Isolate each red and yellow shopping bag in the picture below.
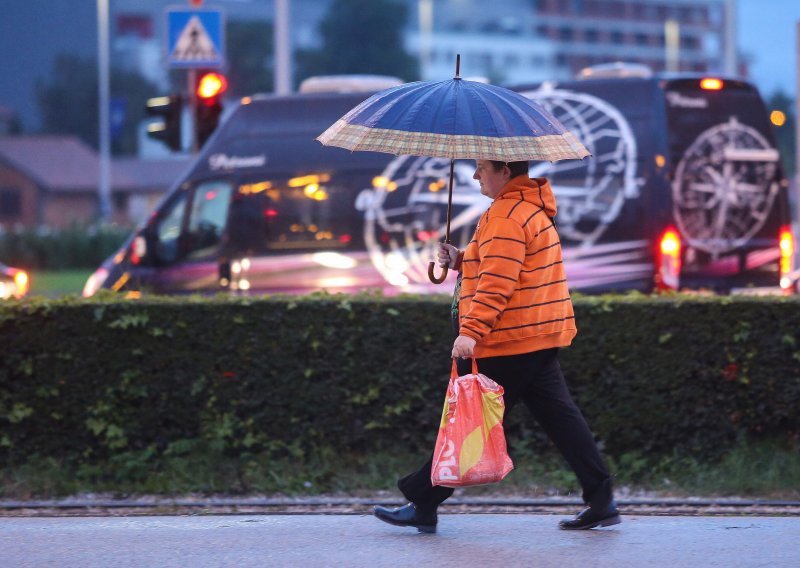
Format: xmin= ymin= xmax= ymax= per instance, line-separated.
xmin=431 ymin=360 xmax=513 ymax=487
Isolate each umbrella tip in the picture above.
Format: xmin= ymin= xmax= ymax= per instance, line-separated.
xmin=455 ymin=54 xmax=461 ymax=79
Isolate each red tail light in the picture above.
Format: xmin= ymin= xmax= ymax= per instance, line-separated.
xmin=656 ymin=226 xmax=681 ymax=291
xmin=779 ymin=225 xmax=794 ymax=291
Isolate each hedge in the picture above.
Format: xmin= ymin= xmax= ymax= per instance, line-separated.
xmin=0 ymin=225 xmax=129 ymax=270
xmin=1 ymin=293 xmax=799 ymax=471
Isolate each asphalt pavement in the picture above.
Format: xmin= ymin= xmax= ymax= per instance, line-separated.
xmin=0 ymin=513 xmax=798 ymax=568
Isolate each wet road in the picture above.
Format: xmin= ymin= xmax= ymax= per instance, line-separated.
xmin=0 ymin=513 xmax=797 ymax=567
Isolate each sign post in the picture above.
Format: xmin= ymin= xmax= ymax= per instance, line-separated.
xmin=166 ymin=5 xmax=225 ymax=152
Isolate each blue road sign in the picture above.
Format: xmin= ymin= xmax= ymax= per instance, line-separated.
xmin=166 ymin=8 xmax=225 ymax=68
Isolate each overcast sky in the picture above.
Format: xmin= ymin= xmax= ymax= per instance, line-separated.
xmin=738 ymin=0 xmax=800 ymax=97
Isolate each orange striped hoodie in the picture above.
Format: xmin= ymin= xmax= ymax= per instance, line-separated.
xmin=457 ymin=175 xmax=577 ymax=357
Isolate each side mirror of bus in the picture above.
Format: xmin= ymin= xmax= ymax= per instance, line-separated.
xmin=135 ymin=224 xmax=158 ymax=266
xmin=132 ymin=235 xmax=148 ymax=264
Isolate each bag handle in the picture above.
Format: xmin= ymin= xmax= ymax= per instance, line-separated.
xmin=451 ymin=358 xmax=480 ymax=378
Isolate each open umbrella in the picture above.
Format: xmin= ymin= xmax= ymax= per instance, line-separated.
xmin=317 ymin=55 xmax=590 ymax=284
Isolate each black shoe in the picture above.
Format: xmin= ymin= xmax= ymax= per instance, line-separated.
xmin=374 ymin=503 xmax=437 ymax=534
xmin=559 ymin=501 xmax=621 ymax=530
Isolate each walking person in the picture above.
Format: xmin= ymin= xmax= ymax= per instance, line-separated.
xmin=374 ymin=160 xmax=620 ymax=533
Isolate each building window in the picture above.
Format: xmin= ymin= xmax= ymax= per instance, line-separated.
xmin=559 ymin=27 xmax=573 ymax=41
xmin=635 ymin=33 xmax=649 ymax=46
xmin=585 ymin=29 xmax=599 ymax=43
xmin=0 ymin=188 xmax=21 ymax=217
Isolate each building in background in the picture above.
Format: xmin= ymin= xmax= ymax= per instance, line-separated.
xmin=406 ymin=0 xmax=561 ymax=83
xmin=529 ymin=0 xmax=732 ymax=76
xmin=405 ymin=0 xmax=734 ymax=82
xmin=0 ymin=136 xmax=188 ymax=229
xmin=107 ymin=0 xmax=736 ymax=95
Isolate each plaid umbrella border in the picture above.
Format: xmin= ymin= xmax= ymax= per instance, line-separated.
xmin=317 ymin=120 xmax=591 ymax=162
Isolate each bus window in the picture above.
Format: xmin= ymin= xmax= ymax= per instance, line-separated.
xmin=234 ymin=174 xmax=363 ymax=254
xmin=184 ymin=180 xmax=233 ymax=260
xmin=155 ymin=190 xmax=189 ymax=265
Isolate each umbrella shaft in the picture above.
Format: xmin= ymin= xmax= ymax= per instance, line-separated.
xmin=445 ymin=159 xmax=454 ymax=244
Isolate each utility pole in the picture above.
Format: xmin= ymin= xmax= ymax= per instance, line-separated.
xmin=274 ymin=0 xmax=291 ymax=94
xmin=97 ymin=0 xmax=112 ymax=222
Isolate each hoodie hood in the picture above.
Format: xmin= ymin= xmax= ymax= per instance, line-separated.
xmin=496 ymin=176 xmax=557 ymax=217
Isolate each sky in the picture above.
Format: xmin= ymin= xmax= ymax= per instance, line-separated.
xmin=0 ymin=0 xmax=799 ymax=130
xmin=738 ymin=0 xmax=800 ymax=98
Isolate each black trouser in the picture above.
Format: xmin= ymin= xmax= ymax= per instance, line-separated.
xmin=397 ymin=348 xmax=612 ymax=510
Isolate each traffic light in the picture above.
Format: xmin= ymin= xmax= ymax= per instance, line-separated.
xmin=195 ymin=71 xmax=227 ymax=147
xmin=145 ymin=95 xmax=183 ymax=151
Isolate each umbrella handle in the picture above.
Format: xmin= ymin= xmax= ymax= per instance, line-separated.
xmin=428 ymin=262 xmax=448 ymax=284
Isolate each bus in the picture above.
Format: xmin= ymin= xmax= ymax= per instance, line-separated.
xmin=83 ymin=67 xmax=794 ymax=297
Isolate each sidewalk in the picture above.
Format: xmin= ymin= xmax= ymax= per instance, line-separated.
xmin=0 ymin=513 xmax=798 ymax=567
xmin=2 ymin=494 xmax=799 ymax=517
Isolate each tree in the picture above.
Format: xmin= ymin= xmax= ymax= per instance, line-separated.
xmin=226 ymin=20 xmax=274 ymax=97
xmin=295 ymin=0 xmax=417 ymax=84
xmin=767 ymin=90 xmax=796 ymax=177
xmin=36 ymin=54 xmax=158 ymax=155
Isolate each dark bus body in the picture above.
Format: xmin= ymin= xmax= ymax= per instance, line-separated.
xmin=84 ymin=71 xmax=793 ymax=297
xmin=510 ymin=72 xmax=792 ymax=292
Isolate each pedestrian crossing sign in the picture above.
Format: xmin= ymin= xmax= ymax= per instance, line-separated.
xmin=166 ymin=8 xmax=225 ymax=68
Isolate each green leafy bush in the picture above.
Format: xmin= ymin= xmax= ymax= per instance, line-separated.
xmin=0 ymin=293 xmax=798 ymax=486
xmin=0 ymin=225 xmax=129 ymax=270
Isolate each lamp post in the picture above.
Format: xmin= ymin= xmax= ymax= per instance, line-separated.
xmin=274 ymin=0 xmax=291 ymax=94
xmin=795 ymin=21 xmax=800 ymax=219
xmin=97 ymin=0 xmax=112 ymax=222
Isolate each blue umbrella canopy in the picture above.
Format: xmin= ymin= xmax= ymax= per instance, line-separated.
xmin=317 ymin=78 xmax=590 ymax=162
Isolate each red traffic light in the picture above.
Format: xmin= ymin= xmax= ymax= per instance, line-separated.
xmin=197 ymin=72 xmax=227 ymax=104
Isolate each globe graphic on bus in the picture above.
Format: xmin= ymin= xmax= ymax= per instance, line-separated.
xmin=672 ymin=117 xmax=780 ymax=257
xmin=357 ymin=87 xmax=640 ymax=285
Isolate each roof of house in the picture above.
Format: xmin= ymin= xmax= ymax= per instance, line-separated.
xmin=113 ymin=157 xmax=191 ymax=193
xmin=0 ymin=135 xmax=192 ymax=193
xmin=0 ymin=135 xmax=102 ymax=192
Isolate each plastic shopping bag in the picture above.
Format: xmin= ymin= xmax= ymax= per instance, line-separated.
xmin=430 ymin=360 xmax=514 ymax=488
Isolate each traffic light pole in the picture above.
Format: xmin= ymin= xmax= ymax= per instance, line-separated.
xmin=188 ymin=68 xmax=198 ymax=154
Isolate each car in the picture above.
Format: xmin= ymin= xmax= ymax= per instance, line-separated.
xmin=0 ymin=262 xmax=29 ymax=299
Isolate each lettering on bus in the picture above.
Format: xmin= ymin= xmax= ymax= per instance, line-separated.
xmin=665 ymin=92 xmax=708 ymax=109
xmin=209 ymin=153 xmax=267 ymax=170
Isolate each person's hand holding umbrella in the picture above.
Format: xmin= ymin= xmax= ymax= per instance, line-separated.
xmin=437 ymin=243 xmax=461 ymax=270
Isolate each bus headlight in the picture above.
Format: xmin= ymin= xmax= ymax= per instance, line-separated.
xmin=83 ymin=268 xmax=109 ymax=298
xmin=13 ymin=271 xmax=29 ymax=297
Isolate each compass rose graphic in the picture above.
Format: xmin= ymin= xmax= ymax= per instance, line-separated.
xmin=672 ymin=117 xmax=780 ymax=257
xmin=357 ymin=86 xmax=640 ymax=284
xmin=521 ymin=86 xmax=640 ymax=245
